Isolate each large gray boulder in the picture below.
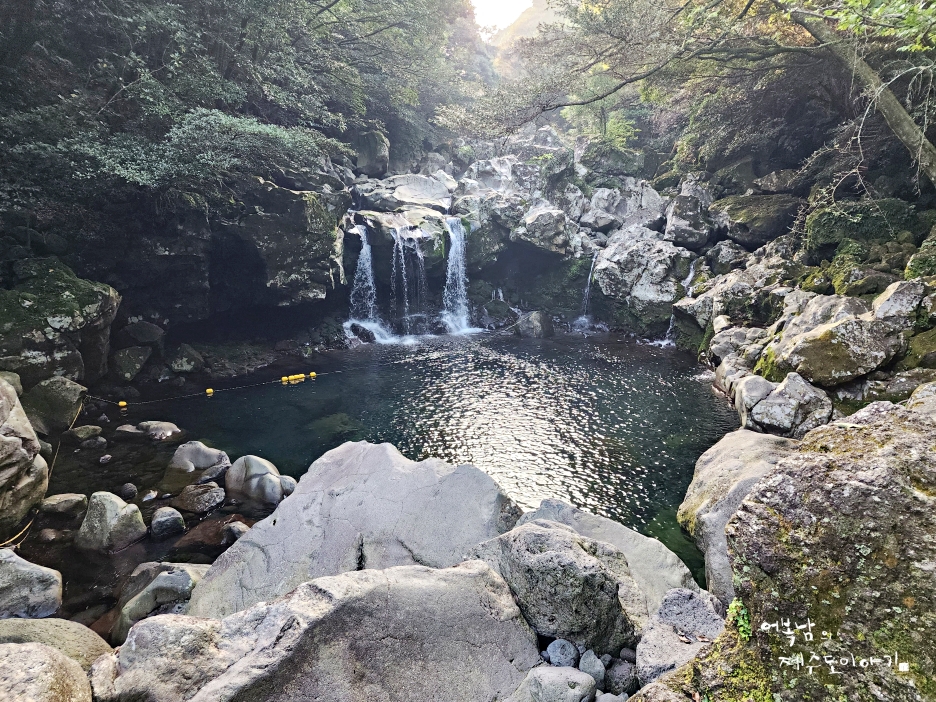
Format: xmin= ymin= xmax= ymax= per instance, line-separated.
xmin=474 ymin=520 xmax=646 ymax=653
xmin=635 ymin=588 xmax=724 ymax=686
xmin=0 ymin=549 xmax=62 ymax=618
xmin=908 ymin=380 xmax=936 ymax=418
xmin=748 ymin=371 xmax=832 ymax=437
xmin=20 ymin=376 xmax=86 ymax=435
xmin=93 ymin=561 xmax=540 ymax=702
xmin=164 ymin=441 xmax=231 ymax=489
xmin=519 ymin=500 xmax=698 ymax=615
xmin=225 ymin=455 xmax=295 ymax=505
xmin=74 ymin=492 xmax=147 ymax=553
xmin=0 ymin=642 xmax=92 ymax=701
xmin=516 ymin=311 xmax=555 ymax=338
xmin=0 ymin=617 xmax=111 ymax=670
xmin=506 ymin=666 xmax=597 ymax=702
xmin=0 ymin=378 xmax=47 ymax=541
xmin=677 ymin=430 xmax=799 ymax=604
xmin=188 ymin=441 xmax=522 ymax=618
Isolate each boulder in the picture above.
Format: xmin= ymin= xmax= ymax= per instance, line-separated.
xmin=748 ymin=371 xmax=832 ymax=437
xmin=627 ymin=682 xmax=685 ymax=702
xmin=136 ymin=421 xmax=181 ymax=441
xmin=111 ymin=562 xmax=210 ymax=644
xmin=187 ymin=441 xmax=522 ymax=619
xmin=0 ymin=378 xmax=47 ymax=541
xmin=664 ymin=194 xmax=712 ymax=250
xmin=635 ymin=588 xmax=724 ymax=686
xmin=169 ymin=343 xmax=205 ymax=373
xmin=506 ymin=666 xmax=597 ymax=702
xmin=21 ymin=376 xmax=86 ymax=435
xmin=473 ymin=520 xmax=645 ymax=653
xmin=62 ymin=425 xmax=101 ymax=444
xmin=74 ymin=492 xmax=147 ymax=553
xmin=0 ymin=642 xmax=92 ymax=701
xmin=871 ymin=280 xmax=926 ymax=324
xmin=709 ymin=195 xmax=801 ymax=248
xmin=40 ymin=493 xmax=87 ymax=518
xmin=0 ymin=617 xmax=111 ymax=670
xmin=225 ymin=455 xmax=294 ymax=505
xmin=0 ymin=549 xmax=62 ymax=618
xmin=677 ymin=430 xmax=799 ymax=604
xmin=604 ymin=659 xmax=638 ymax=696
xmin=705 ymin=240 xmax=748 ymax=275
xmin=516 ymin=311 xmax=555 ymax=338
xmin=169 ymin=482 xmax=225 ymax=514
xmin=220 ymin=521 xmax=249 ymax=545
xmin=149 ymin=507 xmax=185 ymax=540
xmin=519 ymin=500 xmax=698 ymax=615
xmin=111 ymin=346 xmax=152 ymax=382
xmin=514 ymin=205 xmax=570 ymax=254
xmin=352 ymin=129 xmax=390 ymax=177
xmin=160 ymin=441 xmax=230 ymax=492
xmin=94 ymin=561 xmax=540 ymax=702
xmin=732 ymin=375 xmax=776 ymax=430
xmin=0 ymin=371 xmax=22 ymax=395
xmin=114 ymin=320 xmax=165 ymax=350
xmin=907 ymin=380 xmax=936 ymax=418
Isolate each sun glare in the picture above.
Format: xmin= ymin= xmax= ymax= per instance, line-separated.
xmin=471 ymin=0 xmax=533 ymax=31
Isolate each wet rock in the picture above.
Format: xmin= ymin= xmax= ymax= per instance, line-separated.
xmin=0 ymin=378 xmax=47 ymax=540
xmin=169 ymin=482 xmax=225 ymax=514
xmin=518 ymin=500 xmax=697 ymax=616
xmin=113 ymin=424 xmax=147 ymax=442
xmin=0 ymin=617 xmax=112 ymax=670
xmin=0 ymin=642 xmax=92 ymax=701
xmin=349 ymin=322 xmax=376 ymax=343
xmin=111 ymin=562 xmax=210 ymax=644
xmin=37 ymin=528 xmax=70 ymax=543
xmin=677 ymin=430 xmax=798 ymax=604
xmin=169 ymin=343 xmax=205 ymax=373
xmin=161 ymin=441 xmax=230 ymax=493
xmin=604 ymin=659 xmax=637 ymax=696
xmin=39 ymin=492 xmax=88 ymax=517
xmin=62 ymin=425 xmax=101 ymax=444
xmin=96 ymin=561 xmax=539 ymax=702
xmin=473 ymin=520 xmax=644 ymax=652
xmin=0 ymin=548 xmax=62 ymax=618
xmin=150 ymin=507 xmax=185 ymax=540
xmin=80 ymin=436 xmax=107 ymax=450
xmin=111 ymin=346 xmax=152 ymax=382
xmin=220 ymin=521 xmax=249 ymax=545
xmin=516 ymin=311 xmax=555 ymax=338
xmin=21 ymin=376 xmax=86 ymax=435
xmin=506 ymin=665 xmax=597 ymax=702
xmin=635 ymin=588 xmax=724 ymax=686
xmin=578 ymin=649 xmax=606 ymax=687
xmin=187 ymin=441 xmax=521 ymax=619
xmin=546 ymin=639 xmax=580 ymax=667
xmin=75 ymin=492 xmax=147 ymax=553
xmin=225 ymin=455 xmax=294 ymax=505
xmin=116 ymin=483 xmax=137 ymax=501
xmin=136 ymin=421 xmax=181 ymax=441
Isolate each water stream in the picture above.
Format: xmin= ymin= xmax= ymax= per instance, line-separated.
xmin=441 ymin=216 xmax=473 ymax=334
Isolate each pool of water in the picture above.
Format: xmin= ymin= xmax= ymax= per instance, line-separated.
xmin=151 ymin=333 xmax=738 ymax=578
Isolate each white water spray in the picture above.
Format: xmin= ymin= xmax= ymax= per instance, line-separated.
xmin=441 ymin=217 xmax=473 ymax=334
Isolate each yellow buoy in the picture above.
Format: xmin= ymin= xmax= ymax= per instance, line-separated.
xmin=309 ymin=372 xmax=317 ymax=379
xmin=118 ymin=401 xmax=128 ymax=408
xmin=206 ymin=388 xmax=214 ymax=397
xmin=281 ymin=376 xmax=288 ymax=383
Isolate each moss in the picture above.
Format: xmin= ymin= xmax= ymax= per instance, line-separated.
xmin=895 ymin=327 xmax=936 ymax=370
xmin=905 ymin=235 xmax=936 ymax=279
xmin=652 ymin=170 xmax=682 ymax=191
xmin=688 ymin=628 xmax=774 ymax=702
xmin=711 ymin=194 xmax=800 ymax=234
xmin=805 ymin=199 xmax=914 ymax=253
xmin=753 ymin=346 xmax=785 ymax=383
xmin=800 ymin=268 xmax=833 ymax=294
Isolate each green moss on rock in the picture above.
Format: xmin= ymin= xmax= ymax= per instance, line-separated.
xmin=805 ymin=199 xmax=914 ymax=253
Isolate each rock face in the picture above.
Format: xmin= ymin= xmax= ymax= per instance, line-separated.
xmin=0 ymin=378 xmax=47 ymax=541
xmin=474 ymin=520 xmax=645 ymax=653
xmin=677 ymin=430 xmax=798 ymax=604
xmin=636 ymin=588 xmax=724 ymax=686
xmin=0 ymin=549 xmax=62 ymax=618
xmin=20 ymin=376 xmax=86 ymax=435
xmin=519 ymin=500 xmax=698 ymax=615
xmin=0 ymin=617 xmax=112 ymax=670
xmin=94 ymin=562 xmax=540 ymax=702
xmin=718 ymin=403 xmax=936 ymax=701
xmin=0 ymin=642 xmax=92 ymax=701
xmin=188 ymin=441 xmax=522 ymax=619
xmin=75 ymin=492 xmax=147 ymax=553
xmin=225 ymin=455 xmax=295 ymax=505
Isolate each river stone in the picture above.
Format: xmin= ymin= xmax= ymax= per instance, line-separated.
xmin=519 ymin=500 xmax=697 ymax=615
xmin=188 ymin=441 xmax=522 ymax=619
xmin=0 ymin=549 xmax=62 ymax=618
xmin=907 ymin=380 xmax=936 ymax=418
xmin=111 ymin=346 xmax=151 ymax=382
xmin=0 ymin=642 xmax=92 ymax=701
xmin=75 ymin=492 xmax=147 ymax=553
xmin=220 ymin=521 xmax=249 ymax=545
xmin=136 ymin=421 xmax=181 ymax=441
xmin=579 ymin=649 xmax=606 ymax=687
xmin=96 ymin=561 xmax=539 ymax=702
xmin=162 ymin=441 xmax=231 ymax=492
xmin=604 ymin=659 xmax=637 ymax=696
xmin=150 ymin=507 xmax=185 ymax=540
xmin=225 ymin=455 xmax=294 ymax=505
xmin=506 ymin=666 xmax=597 ymax=702
xmin=635 ymin=588 xmax=724 ymax=686
xmin=40 ymin=493 xmax=88 ymax=518
xmin=169 ymin=482 xmax=225 ymax=514
xmin=0 ymin=617 xmax=111 ymax=670
xmin=473 ymin=520 xmax=645 ymax=652
xmin=0 ymin=378 xmax=47 ymax=541
xmin=62 ymin=425 xmax=101 ymax=444
xmin=546 ymin=638 xmax=580 ymax=668
xmin=170 ymin=343 xmax=205 ymax=373
xmin=21 ymin=376 xmax=87 ymax=435
xmin=516 ymin=311 xmax=555 ymax=338
xmin=677 ymin=430 xmax=798 ymax=604
xmin=111 ymin=562 xmax=210 ymax=644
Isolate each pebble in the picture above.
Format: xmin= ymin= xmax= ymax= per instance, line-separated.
xmin=99 ymin=454 xmax=113 ymax=464
xmin=546 ymin=638 xmax=579 ymax=668
xmin=117 ymin=483 xmax=138 ymax=501
xmin=141 ymin=490 xmax=158 ymax=502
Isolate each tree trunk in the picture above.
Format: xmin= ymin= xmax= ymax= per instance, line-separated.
xmin=790 ymin=11 xmax=936 ymax=187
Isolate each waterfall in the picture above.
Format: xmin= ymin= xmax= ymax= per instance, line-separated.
xmin=580 ymin=252 xmax=599 ymax=317
xmin=442 ymin=217 xmax=471 ymax=334
xmin=390 ymin=228 xmax=412 ymax=334
xmin=681 ymin=257 xmax=699 ymax=300
xmin=349 ymin=225 xmax=377 ymax=321
xmin=659 ymin=256 xmax=699 ymax=346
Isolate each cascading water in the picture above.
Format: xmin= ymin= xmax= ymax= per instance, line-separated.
xmin=572 ymin=252 xmax=600 ymax=331
xmin=349 ymin=225 xmax=377 ymax=320
xmin=441 ymin=217 xmax=472 ymax=334
xmin=390 ymin=228 xmax=411 ymax=333
xmin=659 ymin=257 xmax=700 ymax=346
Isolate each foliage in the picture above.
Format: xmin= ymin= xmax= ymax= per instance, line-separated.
xmin=826 ymin=0 xmax=936 ymax=52
xmin=726 ymin=597 xmax=752 ymax=641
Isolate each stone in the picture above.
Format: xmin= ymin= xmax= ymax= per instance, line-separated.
xmin=188 ymin=441 xmax=521 ymax=619
xmin=95 ymin=561 xmax=539 ymax=701
xmin=677 ymin=430 xmax=798 ymax=604
xmin=169 ymin=343 xmax=205 ymax=373
xmin=220 ymin=521 xmax=249 ymax=545
xmin=627 ymin=682 xmax=684 ymax=701
xmin=907 ymin=380 xmax=936 ymax=418
xmin=663 ymin=194 xmax=712 ymax=250
xmin=0 ymin=642 xmax=92 ymax=701
xmin=225 ymin=455 xmax=294 ymax=505
xmin=136 ymin=420 xmax=181 ymax=441
xmin=40 ymin=493 xmax=87 ymax=517
xmin=514 ymin=206 xmax=571 ymax=254
xmin=604 ymin=659 xmax=637 ymax=696
xmin=0 ymin=549 xmax=62 ymax=618
xmin=169 ymin=482 xmax=225 ymax=514
xmin=754 ymin=169 xmax=798 ymax=193
xmin=473 ymin=520 xmax=644 ymax=653
xmin=635 ymin=588 xmax=724 ymax=686
xmin=116 ymin=482 xmax=137 ymax=501
xmin=704 ymin=240 xmax=749 ymax=275
xmin=111 ymin=346 xmax=152 ymax=382
xmin=732 ymin=374 xmax=776 ymax=430
xmin=150 ymin=507 xmax=185 ymax=540
xmin=161 ymin=441 xmax=231 ymax=492
xmin=0 ymin=617 xmax=112 ymax=670
xmin=709 ymin=194 xmax=801 ymax=248
xmin=596 ymin=694 xmax=627 ymax=702
xmin=62 ymin=425 xmax=101 ymax=443
xmin=111 ymin=562 xmax=210 ymax=644
xmin=578 ymin=649 xmax=606 ymax=687
xmin=113 ymin=424 xmax=147 ymax=442
xmin=518 ymin=500 xmax=697 ymax=616
xmin=506 ymin=665 xmax=597 ymax=702
xmin=352 ymin=129 xmax=390 ymax=177
xmin=75 ymin=492 xmax=147 ymax=553
xmin=21 ymin=376 xmax=86 ymax=435
xmin=749 ymin=371 xmax=833 ymax=437
xmin=871 ymin=279 xmax=926 ymax=323
xmin=0 ymin=378 xmax=47 ymax=540
xmin=516 ymin=311 xmax=555 ymax=338
xmin=546 ymin=639 xmax=579 ymax=668
xmin=0 ymin=371 xmax=22 ymax=395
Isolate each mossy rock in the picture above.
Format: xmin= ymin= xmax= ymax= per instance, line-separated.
xmin=651 ymin=170 xmax=682 ymax=191
xmin=710 ymin=194 xmax=801 ymax=248
xmin=799 ymin=267 xmax=833 ymax=294
xmin=896 ymin=327 xmax=936 ymax=370
xmin=579 ymin=141 xmax=646 ymax=177
xmin=905 ymin=233 xmax=936 ymax=279
xmin=827 ymin=254 xmax=898 ymax=297
xmin=804 ymin=198 xmax=915 ymax=253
